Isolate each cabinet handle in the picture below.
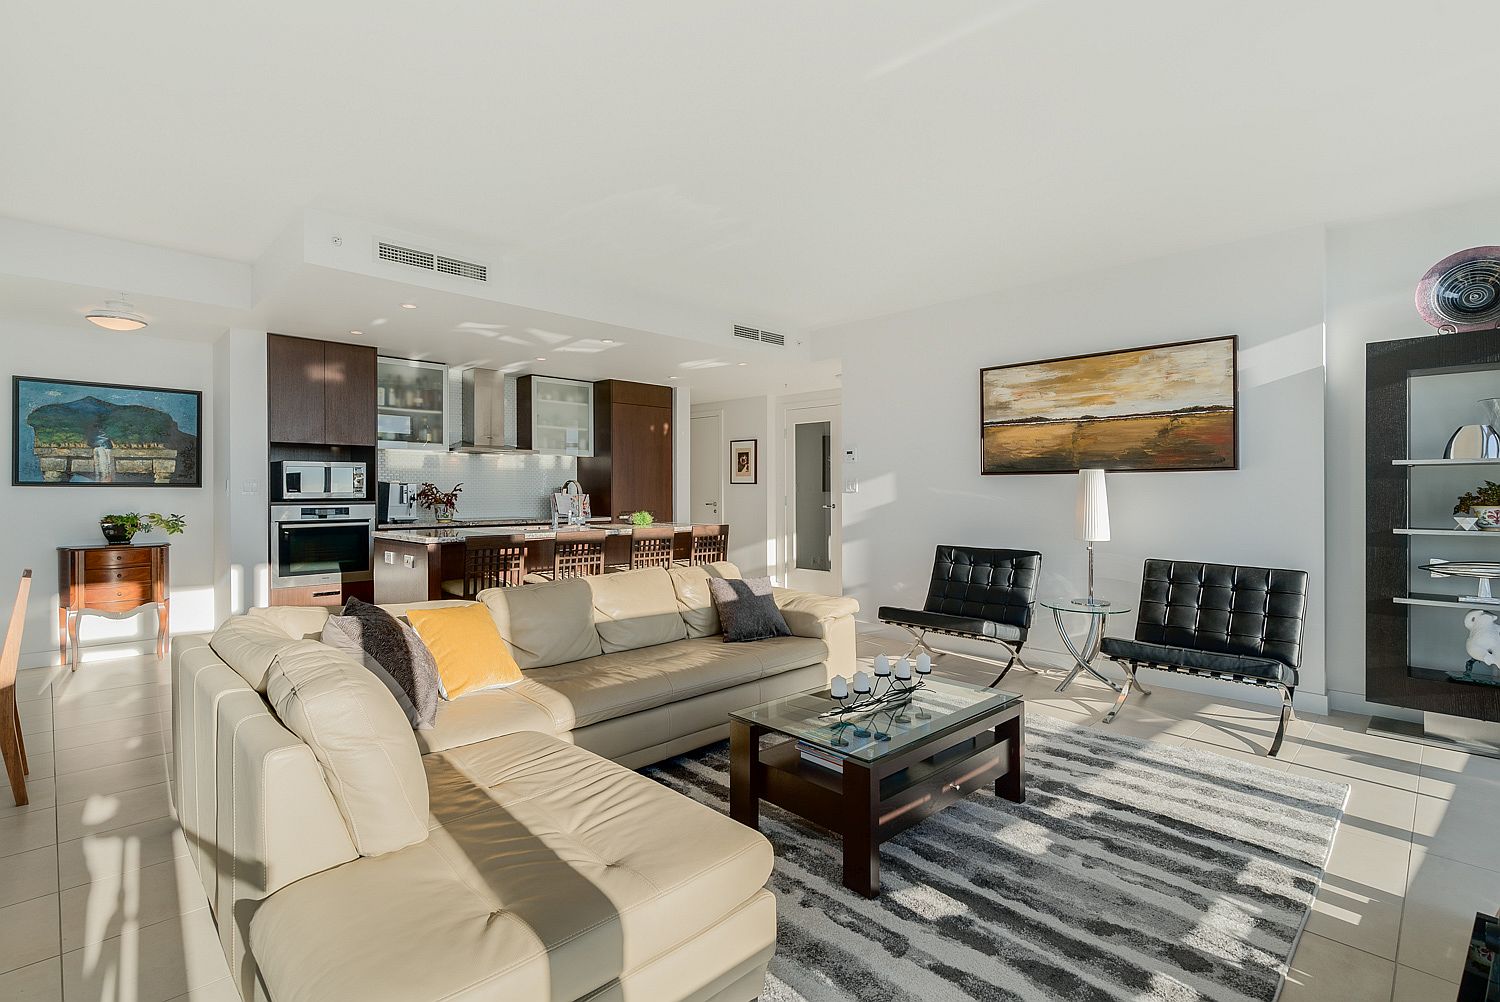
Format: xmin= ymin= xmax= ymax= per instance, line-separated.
xmin=312 ymin=590 xmax=340 ymax=598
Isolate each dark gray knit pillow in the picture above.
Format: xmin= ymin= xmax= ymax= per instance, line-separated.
xmin=321 ymin=598 xmax=441 ymax=730
xmin=708 ymin=576 xmax=791 ymax=643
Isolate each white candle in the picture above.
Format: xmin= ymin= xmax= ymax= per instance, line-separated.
xmin=852 ymin=670 xmax=872 ymax=693
xmin=830 ymin=675 xmax=849 ymax=699
xmin=915 ymin=653 xmax=932 ymax=675
xmin=895 ymin=658 xmax=912 ymax=680
xmin=873 ymin=654 xmax=891 ymax=677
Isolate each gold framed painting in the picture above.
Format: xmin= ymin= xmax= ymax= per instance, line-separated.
xmin=980 ymin=335 xmax=1237 ymax=475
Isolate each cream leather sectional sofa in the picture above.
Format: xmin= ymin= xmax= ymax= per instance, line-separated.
xmin=169 ymin=563 xmax=857 ymax=1002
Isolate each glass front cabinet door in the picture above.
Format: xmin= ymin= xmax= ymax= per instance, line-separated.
xmin=518 ymin=375 xmax=594 ymax=456
xmin=377 ymin=356 xmax=449 ymax=449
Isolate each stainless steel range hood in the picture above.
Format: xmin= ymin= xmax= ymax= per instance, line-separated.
xmin=451 ymin=367 xmax=535 ymax=454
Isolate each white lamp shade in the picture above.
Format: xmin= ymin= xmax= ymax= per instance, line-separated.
xmin=1076 ymin=468 xmax=1110 ymax=542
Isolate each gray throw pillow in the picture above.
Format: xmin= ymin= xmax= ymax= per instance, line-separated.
xmin=708 ymin=576 xmax=791 ymax=643
xmin=321 ymin=598 xmax=441 ymax=730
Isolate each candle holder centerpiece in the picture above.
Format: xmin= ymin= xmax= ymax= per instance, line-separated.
xmin=821 ymin=654 xmax=932 ymax=737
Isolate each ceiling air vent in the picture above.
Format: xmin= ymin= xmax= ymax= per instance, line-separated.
xmin=732 ymin=324 xmax=785 ymax=346
xmin=436 ymin=254 xmax=487 ymax=282
xmin=376 ymin=240 xmax=488 ymax=283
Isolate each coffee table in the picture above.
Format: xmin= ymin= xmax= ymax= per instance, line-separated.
xmin=728 ymin=676 xmax=1024 ymax=897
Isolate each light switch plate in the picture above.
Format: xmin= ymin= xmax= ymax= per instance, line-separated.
xmin=384 ymin=551 xmax=394 ymax=564
xmin=403 ymin=554 xmax=415 ymax=569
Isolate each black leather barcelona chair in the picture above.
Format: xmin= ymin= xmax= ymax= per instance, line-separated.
xmin=877 ymin=545 xmax=1042 ymax=688
xmin=1100 ymin=559 xmax=1310 ymax=756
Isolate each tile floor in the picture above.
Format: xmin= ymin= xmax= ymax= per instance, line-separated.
xmin=1 ymin=639 xmax=1492 ymax=1001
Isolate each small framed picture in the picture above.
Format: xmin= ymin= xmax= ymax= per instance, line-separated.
xmin=730 ymin=439 xmax=758 ymax=485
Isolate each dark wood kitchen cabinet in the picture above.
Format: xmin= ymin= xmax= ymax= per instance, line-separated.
xmin=267 ymin=334 xmax=377 ymax=446
xmin=577 ymin=380 xmax=674 ymax=520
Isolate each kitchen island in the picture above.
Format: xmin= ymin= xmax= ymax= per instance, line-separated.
xmin=373 ymin=521 xmax=701 ymax=603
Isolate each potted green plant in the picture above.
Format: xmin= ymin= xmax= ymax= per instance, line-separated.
xmin=628 ymin=510 xmax=655 ymax=526
xmin=1456 ymin=481 xmax=1500 ymax=530
xmin=414 ymin=482 xmax=464 ymax=523
xmin=99 ymin=512 xmax=188 ymax=544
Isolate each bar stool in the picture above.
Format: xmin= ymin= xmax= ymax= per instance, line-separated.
xmin=688 ymin=524 xmax=729 ymax=565
xmin=542 ymin=529 xmax=608 ymax=580
xmin=623 ymin=525 xmax=675 ymax=570
xmin=441 ymin=535 xmax=527 ymax=599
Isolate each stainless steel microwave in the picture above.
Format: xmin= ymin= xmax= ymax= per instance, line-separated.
xmin=274 ymin=461 xmax=367 ymax=500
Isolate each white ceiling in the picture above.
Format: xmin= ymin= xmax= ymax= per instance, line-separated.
xmin=0 ymin=270 xmax=839 ymax=402
xmin=3 ymin=1 xmax=1500 ymax=334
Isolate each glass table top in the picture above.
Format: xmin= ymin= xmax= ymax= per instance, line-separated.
xmin=729 ymin=676 xmax=1021 ymax=762
xmin=1040 ymin=596 xmax=1134 ymax=615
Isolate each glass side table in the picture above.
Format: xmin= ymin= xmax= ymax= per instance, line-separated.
xmin=1040 ymin=597 xmax=1135 ymax=721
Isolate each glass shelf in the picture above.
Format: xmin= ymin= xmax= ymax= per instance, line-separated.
xmin=1395 ymin=528 xmax=1500 ymax=537
xmin=1395 ymin=592 xmax=1500 ymax=610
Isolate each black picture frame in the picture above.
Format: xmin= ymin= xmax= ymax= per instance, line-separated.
xmin=12 ymin=375 xmax=204 ymax=487
xmin=730 ymin=439 xmax=758 ymax=485
xmin=979 ymin=334 xmax=1239 ymax=475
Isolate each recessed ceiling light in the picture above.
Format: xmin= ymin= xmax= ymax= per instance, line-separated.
xmin=669 ymin=376 xmax=680 ymax=380
xmin=535 ymin=357 xmax=547 ymax=361
xmin=85 ymin=298 xmax=147 ymax=332
xmin=349 ymin=330 xmax=364 ymax=336
xmin=400 ymin=303 xmax=417 ymax=309
xmin=601 ymin=339 xmax=615 ymax=344
xmin=736 ymin=362 xmax=748 ymax=366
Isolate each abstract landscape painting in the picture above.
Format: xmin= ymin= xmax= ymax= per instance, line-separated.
xmin=981 ymin=336 xmax=1236 ymax=474
xmin=13 ymin=376 xmax=202 ymax=486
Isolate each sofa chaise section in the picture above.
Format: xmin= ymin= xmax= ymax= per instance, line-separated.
xmin=250 ymin=730 xmax=776 ymax=1002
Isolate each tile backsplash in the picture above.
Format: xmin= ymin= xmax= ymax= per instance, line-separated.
xmin=376 ymin=450 xmax=577 ymax=520
xmin=376 ymin=370 xmax=578 ymax=520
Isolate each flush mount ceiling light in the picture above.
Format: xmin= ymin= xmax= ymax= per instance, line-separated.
xmin=349 ymin=330 xmax=365 ymax=336
xmin=85 ymin=298 xmax=148 ymax=332
xmin=400 ymin=303 xmax=417 ymax=309
xmin=535 ymin=356 xmax=547 ymax=361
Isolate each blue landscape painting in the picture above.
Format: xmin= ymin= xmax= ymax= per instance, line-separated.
xmin=13 ymin=377 xmax=201 ymax=486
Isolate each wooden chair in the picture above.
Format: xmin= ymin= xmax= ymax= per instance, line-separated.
xmin=688 ymin=524 xmax=729 ymax=565
xmin=1 ymin=570 xmax=33 ymax=807
xmin=625 ymin=526 xmax=676 ymax=570
xmin=548 ymin=529 xmax=608 ymax=579
xmin=441 ymin=535 xmax=528 ymax=599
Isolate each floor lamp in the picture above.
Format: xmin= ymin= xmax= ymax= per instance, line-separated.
xmin=1074 ymin=468 xmax=1110 ymax=607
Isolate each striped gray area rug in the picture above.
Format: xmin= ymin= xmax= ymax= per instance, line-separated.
xmin=643 ymin=712 xmax=1348 ymax=1002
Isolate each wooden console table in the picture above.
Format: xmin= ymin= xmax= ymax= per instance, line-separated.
xmin=58 ymin=543 xmax=170 ymax=669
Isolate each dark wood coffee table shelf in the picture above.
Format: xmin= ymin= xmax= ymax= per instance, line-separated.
xmin=729 ymin=678 xmax=1024 ymax=897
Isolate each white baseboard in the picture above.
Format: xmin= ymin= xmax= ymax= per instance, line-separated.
xmin=18 ymin=638 xmax=164 ymax=671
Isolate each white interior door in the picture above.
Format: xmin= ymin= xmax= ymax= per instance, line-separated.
xmin=690 ymin=412 xmax=723 ymax=524
xmin=784 ymin=403 xmax=841 ymax=594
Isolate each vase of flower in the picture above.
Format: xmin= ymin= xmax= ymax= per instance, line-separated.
xmin=414 ymin=483 xmax=463 ymax=524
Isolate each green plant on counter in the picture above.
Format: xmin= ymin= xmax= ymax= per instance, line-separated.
xmin=1456 ymin=481 xmax=1500 ymax=514
xmin=628 ymin=510 xmax=654 ymax=526
xmin=100 ymin=512 xmax=187 ymax=543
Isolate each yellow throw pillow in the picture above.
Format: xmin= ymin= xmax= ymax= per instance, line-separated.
xmin=405 ymin=604 xmax=523 ymax=699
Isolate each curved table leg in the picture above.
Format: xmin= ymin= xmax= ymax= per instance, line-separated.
xmin=1053 ymin=610 xmax=1120 ymax=694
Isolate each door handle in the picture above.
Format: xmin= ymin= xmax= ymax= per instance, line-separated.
xmin=821 ymin=503 xmax=837 ymax=510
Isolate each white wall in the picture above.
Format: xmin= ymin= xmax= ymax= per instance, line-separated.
xmin=2 ymin=320 xmax=219 ymax=663
xmin=691 ymin=395 xmax=776 ymax=576
xmin=218 ymin=329 xmax=270 ymax=615
xmin=1323 ymin=193 xmax=1500 ymax=714
xmin=821 ymin=228 xmax=1330 ymax=706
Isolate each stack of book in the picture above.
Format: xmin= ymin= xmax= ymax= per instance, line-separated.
xmin=796 ymin=741 xmax=846 ymax=774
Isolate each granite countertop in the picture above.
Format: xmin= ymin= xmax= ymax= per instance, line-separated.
xmin=378 ymin=516 xmax=612 ymax=530
xmin=374 ymin=522 xmax=699 ymax=543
